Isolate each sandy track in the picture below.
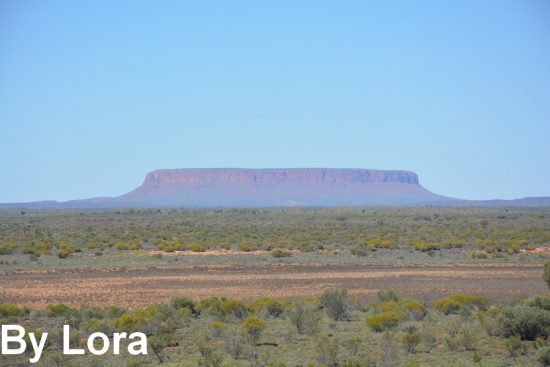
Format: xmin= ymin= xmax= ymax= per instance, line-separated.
xmin=0 ymin=264 xmax=544 ymax=308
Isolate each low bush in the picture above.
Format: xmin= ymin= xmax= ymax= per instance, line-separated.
xmin=366 ymin=311 xmax=399 ymax=331
xmin=412 ymin=242 xmax=440 ymax=252
xmin=271 ymin=249 xmax=292 ymax=258
xmin=239 ymin=242 xmax=252 ymax=252
xmin=242 ymin=316 xmax=266 ymax=338
xmin=350 ymin=246 xmax=369 ymax=256
xmin=375 ymin=297 xmax=426 ymax=321
xmin=320 ymin=288 xmax=350 ymax=321
xmin=434 ymin=294 xmax=490 ymax=314
xmin=504 ymin=335 xmax=528 ymax=357
xmin=171 ymin=296 xmax=196 ymax=314
xmin=47 ymin=304 xmax=77 ymax=318
xmin=498 ymin=305 xmax=550 ymax=340
xmin=445 ymin=325 xmax=479 ymax=352
xmin=191 ymin=243 xmax=206 ymax=252
xmin=400 ymin=299 xmax=427 ymax=321
xmin=0 ymin=304 xmax=28 ymax=317
xmin=290 ymin=302 xmax=321 ymax=335
xmin=57 ymin=250 xmax=70 ymax=258
xmin=252 ymin=297 xmax=288 ymax=317
xmin=537 ymin=346 xmax=550 ymax=367
xmin=525 ymin=294 xmax=550 ymax=311
xmin=221 ymin=299 xmax=249 ymax=320
xmin=402 ymin=327 xmax=421 ymax=353
xmin=198 ymin=344 xmax=223 ymax=367
xmin=115 ymin=241 xmax=141 ymax=251
xmin=208 ymin=321 xmax=227 ymax=338
xmin=471 ymin=251 xmax=488 ymax=259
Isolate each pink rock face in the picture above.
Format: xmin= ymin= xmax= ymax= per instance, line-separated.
xmin=115 ymin=168 xmax=452 ymax=207
xmin=142 ymin=168 xmax=420 ymax=187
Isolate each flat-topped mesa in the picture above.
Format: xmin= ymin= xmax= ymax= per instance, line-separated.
xmin=142 ymin=168 xmax=420 ymax=187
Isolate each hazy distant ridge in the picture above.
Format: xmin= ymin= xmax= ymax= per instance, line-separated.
xmin=1 ymin=168 xmax=548 ymax=208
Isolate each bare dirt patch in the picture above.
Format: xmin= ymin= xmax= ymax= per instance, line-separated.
xmin=0 ymin=263 xmax=544 ymax=308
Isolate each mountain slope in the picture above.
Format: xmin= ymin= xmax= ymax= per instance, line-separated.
xmin=113 ymin=168 xmax=457 ymax=207
xmin=1 ymin=168 xmax=548 ymax=208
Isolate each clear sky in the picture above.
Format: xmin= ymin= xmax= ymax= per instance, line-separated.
xmin=1 ymin=0 xmax=549 ymax=202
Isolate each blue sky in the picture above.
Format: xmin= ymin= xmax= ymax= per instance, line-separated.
xmin=1 ymin=0 xmax=549 ymax=202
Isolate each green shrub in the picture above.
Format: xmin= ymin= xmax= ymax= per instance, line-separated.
xmin=376 ymin=297 xmax=425 ymax=321
xmin=252 ymin=297 xmax=288 ymax=317
xmin=366 ymin=311 xmax=399 ymax=331
xmin=350 ymin=246 xmax=369 ymax=256
xmin=444 ymin=323 xmax=480 ymax=351
xmin=434 ymin=294 xmax=490 ymax=314
xmin=47 ymin=304 xmax=77 ymax=317
xmin=191 ymin=243 xmax=206 ymax=252
xmin=239 ymin=242 xmax=252 ymax=252
xmin=115 ymin=241 xmax=141 ymax=251
xmin=242 ymin=316 xmax=266 ymax=338
xmin=477 ymin=306 xmax=502 ymax=336
xmin=57 ymin=250 xmax=70 ymax=258
xmin=320 ymin=288 xmax=349 ymax=321
xmin=221 ymin=299 xmax=249 ymax=320
xmin=537 ymin=346 xmax=550 ymax=367
xmin=171 ymin=296 xmax=196 ymax=314
xmin=208 ymin=321 xmax=227 ymax=338
xmin=471 ymin=251 xmax=488 ymax=259
xmin=198 ymin=344 xmax=223 ymax=367
xmin=400 ymin=299 xmax=427 ymax=321
xmin=498 ymin=305 xmax=550 ymax=340
xmin=271 ymin=249 xmax=292 ymax=258
xmin=525 ymin=294 xmax=550 ymax=311
xmin=402 ymin=327 xmax=421 ymax=353
xmin=412 ymin=241 xmax=440 ymax=252
xmin=290 ymin=302 xmax=321 ymax=335
xmin=505 ymin=335 xmax=528 ymax=357
xmin=341 ymin=336 xmax=362 ymax=358
xmin=0 ymin=304 xmax=27 ymax=317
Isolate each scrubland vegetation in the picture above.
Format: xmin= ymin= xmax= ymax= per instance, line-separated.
xmin=1 ymin=207 xmax=549 ymax=366
xmin=0 ymin=208 xmax=548 ymax=262
xmin=2 ymin=288 xmax=550 ymax=366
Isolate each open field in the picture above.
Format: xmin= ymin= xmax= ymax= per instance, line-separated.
xmin=0 ymin=263 xmax=545 ymax=308
xmin=1 ymin=208 xmax=550 ymax=366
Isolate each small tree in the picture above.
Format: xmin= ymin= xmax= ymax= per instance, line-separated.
xmin=402 ymin=326 xmax=421 ymax=353
xmin=320 ymin=288 xmax=350 ymax=321
xmin=290 ymin=302 xmax=321 ymax=335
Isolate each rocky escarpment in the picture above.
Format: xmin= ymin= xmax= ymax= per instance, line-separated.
xmin=3 ymin=168 xmax=550 ymax=208
xmin=115 ymin=168 xmax=453 ymax=207
xmin=142 ymin=168 xmax=420 ymax=186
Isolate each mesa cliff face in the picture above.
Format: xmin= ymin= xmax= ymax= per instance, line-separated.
xmin=142 ymin=168 xmax=420 ymax=186
xmin=3 ymin=167 xmax=549 ymax=208
xmin=115 ymin=168 xmax=452 ymax=207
